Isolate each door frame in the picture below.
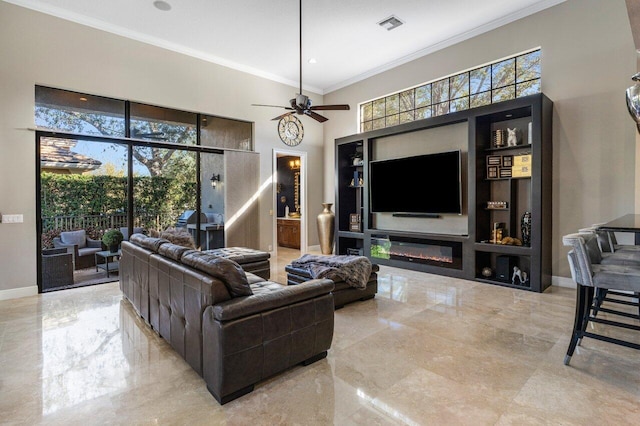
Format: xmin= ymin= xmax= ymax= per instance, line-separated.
xmin=272 ymin=149 xmax=307 ymax=256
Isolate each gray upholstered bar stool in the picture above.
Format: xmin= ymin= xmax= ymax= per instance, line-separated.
xmin=562 ymin=233 xmax=640 ymax=365
xmin=579 ymin=226 xmax=640 ymax=315
xmin=591 ymin=223 xmax=640 ymax=253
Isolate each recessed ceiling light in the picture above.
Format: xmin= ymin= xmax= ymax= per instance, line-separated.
xmin=308 ymin=58 xmax=317 ymax=64
xmin=153 ymin=1 xmax=171 ymax=12
xmin=378 ymin=15 xmax=404 ymax=31
xmin=79 ymin=97 xmax=88 ymax=101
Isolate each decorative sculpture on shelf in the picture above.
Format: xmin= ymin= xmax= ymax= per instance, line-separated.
xmin=521 ymin=211 xmax=532 ymax=247
xmin=507 ymin=128 xmax=518 ymax=146
xmin=512 ymin=266 xmax=528 ymax=285
xmin=481 ymin=267 xmax=493 ymax=278
xmin=492 ymin=129 xmax=506 ymax=148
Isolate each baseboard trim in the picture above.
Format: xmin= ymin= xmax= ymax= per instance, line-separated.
xmin=307 ymin=245 xmax=321 ymax=253
xmin=552 ymin=275 xmax=576 ymax=288
xmin=0 ymin=285 xmax=38 ymax=301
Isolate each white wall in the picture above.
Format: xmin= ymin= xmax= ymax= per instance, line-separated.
xmin=0 ymin=2 xmax=323 ymax=296
xmin=324 ymin=0 xmax=637 ymax=279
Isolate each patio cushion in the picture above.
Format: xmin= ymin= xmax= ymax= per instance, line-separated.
xmin=120 ymin=227 xmax=144 ymax=241
xmin=78 ymin=246 xmax=102 ymax=257
xmin=61 ymin=230 xmax=87 ymax=249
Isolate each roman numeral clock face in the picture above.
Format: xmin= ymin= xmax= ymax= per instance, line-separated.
xmin=278 ymin=115 xmax=304 ymax=146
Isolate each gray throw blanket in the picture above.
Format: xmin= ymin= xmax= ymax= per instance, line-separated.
xmin=291 ymin=254 xmax=372 ymax=289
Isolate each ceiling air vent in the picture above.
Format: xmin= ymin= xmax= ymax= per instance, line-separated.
xmin=378 ymin=15 xmax=404 ymax=31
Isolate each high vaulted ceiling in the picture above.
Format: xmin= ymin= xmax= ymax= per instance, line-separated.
xmin=6 ymin=0 xmax=566 ymax=94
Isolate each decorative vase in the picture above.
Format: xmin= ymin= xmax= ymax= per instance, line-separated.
xmin=109 ymin=244 xmax=119 ymax=253
xmin=317 ymin=203 xmax=335 ymax=255
xmin=521 ymin=212 xmax=532 ymax=247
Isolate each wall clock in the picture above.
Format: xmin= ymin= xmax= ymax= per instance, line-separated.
xmin=278 ymin=115 xmax=304 ymax=146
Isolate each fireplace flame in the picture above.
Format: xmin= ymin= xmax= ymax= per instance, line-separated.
xmin=389 ymin=251 xmax=453 ymax=263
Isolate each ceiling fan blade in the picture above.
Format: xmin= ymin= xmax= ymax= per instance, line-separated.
xmin=271 ymin=112 xmax=295 ymax=121
xmin=252 ymin=103 xmax=294 ymax=109
xmin=309 ymin=104 xmax=351 ymax=111
xmin=304 ymin=110 xmax=328 ymax=123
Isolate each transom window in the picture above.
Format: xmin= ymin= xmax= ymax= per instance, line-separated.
xmin=359 ymin=49 xmax=541 ymax=132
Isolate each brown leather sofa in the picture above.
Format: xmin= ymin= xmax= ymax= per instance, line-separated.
xmin=120 ymin=235 xmax=334 ymax=404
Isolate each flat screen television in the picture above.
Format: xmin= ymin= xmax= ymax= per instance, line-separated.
xmin=369 ymin=150 xmax=462 ymax=214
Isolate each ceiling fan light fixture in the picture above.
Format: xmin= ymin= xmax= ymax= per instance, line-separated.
xmin=378 ymin=15 xmax=404 ymax=31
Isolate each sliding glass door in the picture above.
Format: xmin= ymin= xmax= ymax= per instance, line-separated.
xmin=35 ymin=86 xmax=251 ymax=292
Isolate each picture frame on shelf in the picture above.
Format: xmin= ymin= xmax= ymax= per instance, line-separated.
xmin=487 ymin=165 xmax=498 ymax=179
xmin=499 ymin=167 xmax=512 ymax=178
xmin=487 ymin=155 xmax=501 ymax=166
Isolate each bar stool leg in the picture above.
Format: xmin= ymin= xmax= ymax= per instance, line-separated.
xmin=565 ymin=284 xmax=589 ymax=365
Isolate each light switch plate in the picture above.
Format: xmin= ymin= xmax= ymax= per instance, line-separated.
xmin=2 ymin=214 xmax=24 ymax=223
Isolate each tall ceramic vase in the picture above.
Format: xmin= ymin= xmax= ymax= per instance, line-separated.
xmin=317 ymin=203 xmax=335 ymax=255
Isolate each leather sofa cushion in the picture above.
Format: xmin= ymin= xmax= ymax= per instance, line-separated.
xmin=204 ymin=247 xmax=270 ymax=264
xmin=181 ymin=251 xmax=253 ymax=297
xmin=250 ymin=280 xmax=288 ymax=295
xmin=212 ymin=279 xmax=335 ymax=321
xmin=246 ymin=272 xmax=267 ymax=285
xmin=158 ymin=243 xmax=194 ymax=261
xmin=130 ymin=234 xmax=169 ymax=252
xmin=61 ymin=230 xmax=87 ymax=249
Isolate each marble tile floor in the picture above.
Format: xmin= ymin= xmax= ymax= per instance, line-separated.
xmin=1 ymin=253 xmax=640 ymax=425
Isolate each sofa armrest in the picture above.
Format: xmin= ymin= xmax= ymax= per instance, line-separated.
xmin=212 ymin=279 xmax=334 ymax=322
xmin=87 ymin=238 xmax=103 ymax=249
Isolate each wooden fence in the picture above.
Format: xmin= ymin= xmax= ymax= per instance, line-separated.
xmin=42 ymin=213 xmax=176 ymax=232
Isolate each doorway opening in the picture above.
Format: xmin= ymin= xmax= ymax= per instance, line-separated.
xmin=273 ymin=150 xmax=307 ymax=260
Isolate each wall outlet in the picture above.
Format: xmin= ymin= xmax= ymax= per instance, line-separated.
xmin=2 ymin=214 xmax=23 ymax=223
xmin=269 ymin=209 xmax=273 ymax=216
xmin=268 ymin=244 xmax=273 ymax=251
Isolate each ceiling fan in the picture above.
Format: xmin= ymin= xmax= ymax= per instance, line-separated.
xmin=252 ymin=0 xmax=350 ymax=123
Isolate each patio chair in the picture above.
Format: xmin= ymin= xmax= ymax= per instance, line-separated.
xmin=53 ymin=229 xmax=103 ymax=270
xmin=119 ymin=227 xmax=144 ymax=241
xmin=42 ymin=248 xmax=73 ymax=290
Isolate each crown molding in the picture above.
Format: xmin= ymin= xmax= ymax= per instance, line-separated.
xmin=5 ymin=0 xmax=564 ymax=95
xmin=3 ymin=0 xmax=323 ymax=94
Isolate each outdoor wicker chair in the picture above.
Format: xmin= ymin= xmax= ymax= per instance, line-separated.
xmin=53 ymin=229 xmax=103 ymax=270
xmin=42 ymin=248 xmax=74 ymax=290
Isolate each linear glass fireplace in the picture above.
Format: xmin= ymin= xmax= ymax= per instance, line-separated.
xmin=370 ymin=234 xmax=463 ymax=269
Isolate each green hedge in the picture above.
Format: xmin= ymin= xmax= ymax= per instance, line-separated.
xmin=41 ymin=173 xmax=196 ymax=232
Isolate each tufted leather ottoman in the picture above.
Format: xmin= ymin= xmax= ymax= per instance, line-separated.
xmin=285 ymin=263 xmax=379 ymax=309
xmin=204 ymin=247 xmax=271 ymax=279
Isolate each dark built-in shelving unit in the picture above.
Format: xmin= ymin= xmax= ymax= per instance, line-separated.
xmin=335 ymin=94 xmax=552 ymax=292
